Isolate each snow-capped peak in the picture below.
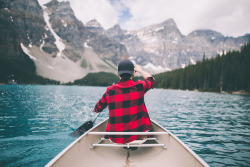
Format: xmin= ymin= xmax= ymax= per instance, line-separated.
xmin=85 ymin=19 xmax=102 ymax=28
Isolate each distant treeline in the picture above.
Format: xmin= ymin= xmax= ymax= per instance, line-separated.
xmin=154 ymin=39 xmax=250 ymax=92
xmin=0 ymin=57 xmax=60 ymax=85
xmin=66 ymin=72 xmax=119 ymax=86
xmin=67 ymin=39 xmax=250 ymax=93
xmin=2 ymin=40 xmax=249 ymax=91
xmin=65 ymin=72 xmax=142 ymax=86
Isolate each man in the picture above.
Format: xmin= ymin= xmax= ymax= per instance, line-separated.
xmin=93 ymin=60 xmax=155 ymax=144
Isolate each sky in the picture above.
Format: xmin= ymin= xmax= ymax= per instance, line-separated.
xmin=39 ymin=0 xmax=250 ymax=37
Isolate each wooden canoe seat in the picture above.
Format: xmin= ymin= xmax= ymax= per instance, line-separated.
xmin=88 ymin=132 xmax=168 ymax=149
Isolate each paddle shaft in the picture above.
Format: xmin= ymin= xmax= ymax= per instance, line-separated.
xmin=92 ymin=112 xmax=100 ymax=122
xmin=69 ymin=113 xmax=101 ymax=138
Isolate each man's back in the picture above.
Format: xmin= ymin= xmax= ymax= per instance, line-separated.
xmin=93 ymin=60 xmax=155 ymax=144
xmin=94 ymin=77 xmax=155 ymax=144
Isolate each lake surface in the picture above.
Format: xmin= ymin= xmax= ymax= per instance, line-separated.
xmin=0 ymin=85 xmax=249 ymax=167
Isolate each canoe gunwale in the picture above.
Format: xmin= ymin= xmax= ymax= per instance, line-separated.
xmin=88 ymin=132 xmax=169 ymax=135
xmin=152 ymin=120 xmax=210 ymax=167
xmin=45 ymin=118 xmax=210 ymax=167
xmin=45 ymin=118 xmax=108 ymax=167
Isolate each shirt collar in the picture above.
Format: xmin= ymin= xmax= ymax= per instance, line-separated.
xmin=118 ymin=79 xmax=134 ymax=87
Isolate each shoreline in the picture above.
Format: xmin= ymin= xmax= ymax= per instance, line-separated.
xmin=1 ymin=83 xmax=249 ymax=95
xmin=162 ymin=88 xmax=250 ymax=95
xmin=220 ymin=90 xmax=250 ymax=95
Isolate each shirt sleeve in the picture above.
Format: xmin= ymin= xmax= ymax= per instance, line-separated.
xmin=93 ymin=92 xmax=108 ymax=113
xmin=143 ymin=77 xmax=155 ymax=92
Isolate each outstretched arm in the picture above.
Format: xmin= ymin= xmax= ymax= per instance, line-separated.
xmin=134 ymin=65 xmax=152 ymax=79
xmin=134 ymin=64 xmax=155 ymax=92
xmin=93 ymin=92 xmax=108 ymax=113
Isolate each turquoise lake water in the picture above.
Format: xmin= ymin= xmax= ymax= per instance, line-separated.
xmin=0 ymin=85 xmax=249 ymax=167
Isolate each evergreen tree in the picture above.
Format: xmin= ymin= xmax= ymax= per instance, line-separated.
xmin=154 ymin=39 xmax=250 ymax=93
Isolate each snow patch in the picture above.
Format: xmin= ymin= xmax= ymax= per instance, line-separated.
xmin=125 ymin=32 xmax=131 ymax=35
xmin=155 ymin=27 xmax=164 ymax=31
xmin=45 ymin=26 xmax=49 ymax=31
xmin=150 ymin=38 xmax=157 ymax=42
xmin=145 ymin=47 xmax=157 ymax=53
xmin=144 ymin=63 xmax=170 ymax=72
xmin=137 ymin=32 xmax=144 ymax=37
xmin=129 ymin=56 xmax=136 ymax=60
xmin=10 ymin=16 xmax=13 ymax=22
xmin=217 ymin=51 xmax=223 ymax=56
xmin=39 ymin=2 xmax=65 ymax=57
xmin=26 ymin=33 xmax=33 ymax=47
xmin=211 ymin=37 xmax=216 ymax=40
xmin=20 ymin=43 xmax=36 ymax=60
xmin=172 ymin=41 xmax=177 ymax=44
xmin=26 ymin=33 xmax=30 ymax=40
xmin=172 ymin=38 xmax=178 ymax=44
xmin=190 ymin=58 xmax=196 ymax=65
xmin=181 ymin=64 xmax=186 ymax=68
xmin=61 ymin=19 xmax=67 ymax=27
xmin=47 ymin=65 xmax=54 ymax=70
xmin=84 ymin=42 xmax=91 ymax=49
xmin=40 ymin=40 xmax=45 ymax=51
xmin=217 ymin=50 xmax=227 ymax=56
xmin=86 ymin=20 xmax=102 ymax=28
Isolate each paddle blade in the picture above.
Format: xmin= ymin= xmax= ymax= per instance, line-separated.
xmin=69 ymin=121 xmax=93 ymax=138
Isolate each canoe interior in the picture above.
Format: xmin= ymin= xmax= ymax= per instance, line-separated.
xmin=46 ymin=119 xmax=209 ymax=167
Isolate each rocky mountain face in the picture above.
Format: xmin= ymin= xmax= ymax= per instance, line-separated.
xmin=106 ymin=19 xmax=249 ymax=72
xmin=44 ymin=0 xmax=84 ymax=61
xmin=84 ymin=19 xmax=127 ymax=65
xmin=0 ymin=0 xmax=249 ymax=83
xmin=0 ymin=0 xmax=51 ymax=75
xmin=0 ymin=0 xmax=127 ymax=83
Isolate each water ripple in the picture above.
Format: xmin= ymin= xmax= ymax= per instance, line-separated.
xmin=0 ymin=86 xmax=249 ymax=167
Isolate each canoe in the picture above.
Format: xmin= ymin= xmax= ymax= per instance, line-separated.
xmin=46 ymin=118 xmax=209 ymax=167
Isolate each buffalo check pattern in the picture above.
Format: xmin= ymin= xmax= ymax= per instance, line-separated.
xmin=93 ymin=77 xmax=155 ymax=144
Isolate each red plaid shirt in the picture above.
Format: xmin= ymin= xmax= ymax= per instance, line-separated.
xmin=93 ymin=77 xmax=155 ymax=144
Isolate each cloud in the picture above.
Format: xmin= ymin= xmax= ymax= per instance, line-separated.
xmin=39 ymin=0 xmax=250 ymax=37
xmin=120 ymin=0 xmax=250 ymax=37
xmin=39 ymin=0 xmax=119 ymax=29
xmin=109 ymin=0 xmax=131 ymax=24
xmin=67 ymin=0 xmax=119 ymax=29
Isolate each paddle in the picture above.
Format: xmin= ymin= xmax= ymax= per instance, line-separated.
xmin=69 ymin=113 xmax=100 ymax=138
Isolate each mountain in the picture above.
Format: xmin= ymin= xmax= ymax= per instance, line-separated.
xmin=85 ymin=19 xmax=105 ymax=35
xmin=154 ymin=40 xmax=250 ymax=93
xmin=106 ymin=19 xmax=249 ymax=73
xmin=0 ymin=0 xmax=249 ymax=84
xmin=0 ymin=0 xmax=127 ymax=83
